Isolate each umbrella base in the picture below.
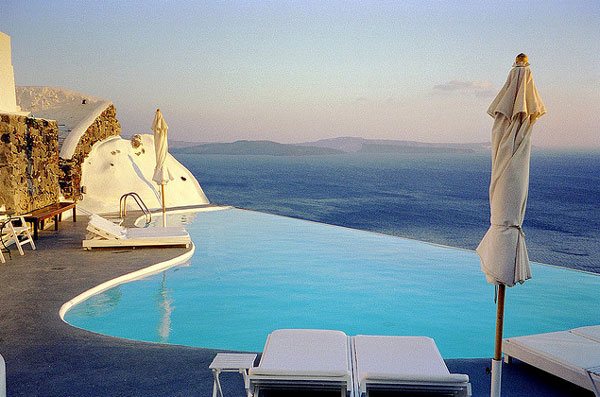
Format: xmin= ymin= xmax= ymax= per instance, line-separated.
xmin=491 ymin=358 xmax=502 ymax=397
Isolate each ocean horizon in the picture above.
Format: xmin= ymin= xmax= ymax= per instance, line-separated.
xmin=175 ymin=150 xmax=600 ymax=275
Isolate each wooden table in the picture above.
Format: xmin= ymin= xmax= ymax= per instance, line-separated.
xmin=23 ymin=202 xmax=77 ymax=240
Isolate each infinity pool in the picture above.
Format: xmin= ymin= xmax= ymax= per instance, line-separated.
xmin=64 ymin=208 xmax=600 ymax=358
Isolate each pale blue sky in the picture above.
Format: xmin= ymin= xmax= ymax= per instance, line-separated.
xmin=1 ymin=1 xmax=599 ymax=147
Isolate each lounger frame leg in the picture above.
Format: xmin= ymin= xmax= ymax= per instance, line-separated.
xmin=241 ymin=369 xmax=252 ymax=397
xmin=211 ymin=369 xmax=224 ymax=397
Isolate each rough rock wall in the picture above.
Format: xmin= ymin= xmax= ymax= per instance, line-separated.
xmin=0 ymin=114 xmax=59 ymax=214
xmin=59 ymin=104 xmax=121 ymax=199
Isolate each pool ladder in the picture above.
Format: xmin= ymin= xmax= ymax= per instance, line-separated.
xmin=119 ymin=192 xmax=152 ymax=226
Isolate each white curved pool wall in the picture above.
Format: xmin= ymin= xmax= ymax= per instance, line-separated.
xmin=79 ymin=134 xmax=209 ymax=214
xmin=61 ymin=204 xmax=232 ymax=320
xmin=59 ymin=243 xmax=195 ymax=320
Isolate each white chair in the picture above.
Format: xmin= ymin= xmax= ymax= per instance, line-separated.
xmin=82 ymin=214 xmax=191 ymax=250
xmin=504 ymin=326 xmax=600 ymax=396
xmin=248 ymin=329 xmax=353 ymax=397
xmin=1 ymin=214 xmax=36 ymax=264
xmin=0 ymin=353 xmax=5 ymax=397
xmin=352 ymin=335 xmax=471 ymax=397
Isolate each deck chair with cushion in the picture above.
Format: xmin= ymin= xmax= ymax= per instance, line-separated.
xmin=503 ymin=326 xmax=600 ymax=396
xmin=1 ymin=214 xmax=36 ymax=264
xmin=82 ymin=214 xmax=191 ymax=250
xmin=248 ymin=329 xmax=353 ymax=397
xmin=352 ymin=335 xmax=471 ymax=397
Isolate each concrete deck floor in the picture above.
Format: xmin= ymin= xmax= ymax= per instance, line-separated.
xmin=0 ymin=215 xmax=593 ymax=396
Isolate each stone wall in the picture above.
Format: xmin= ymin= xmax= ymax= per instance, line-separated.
xmin=0 ymin=114 xmax=59 ymax=214
xmin=59 ymin=104 xmax=121 ymax=199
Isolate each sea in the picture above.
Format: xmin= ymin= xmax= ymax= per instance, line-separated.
xmin=174 ymin=151 xmax=600 ymax=275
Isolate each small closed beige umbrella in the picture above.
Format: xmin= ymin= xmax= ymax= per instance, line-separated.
xmin=477 ymin=54 xmax=546 ymax=397
xmin=152 ymin=109 xmax=173 ymax=227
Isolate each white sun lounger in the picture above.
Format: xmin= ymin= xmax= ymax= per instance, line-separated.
xmin=248 ymin=329 xmax=353 ymax=397
xmin=503 ymin=326 xmax=600 ymax=396
xmin=82 ymin=214 xmax=191 ymax=249
xmin=352 ymin=335 xmax=471 ymax=397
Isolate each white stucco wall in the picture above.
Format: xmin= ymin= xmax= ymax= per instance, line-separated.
xmin=79 ymin=134 xmax=209 ymax=214
xmin=0 ymin=32 xmax=23 ymax=114
xmin=16 ymin=86 xmax=112 ymax=159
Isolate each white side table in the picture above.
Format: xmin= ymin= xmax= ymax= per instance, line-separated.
xmin=209 ymin=353 xmax=257 ymax=397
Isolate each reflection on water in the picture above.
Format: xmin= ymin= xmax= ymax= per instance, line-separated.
xmin=80 ymin=288 xmax=122 ymax=317
xmin=156 ymin=272 xmax=173 ymax=343
xmin=148 ymin=212 xmax=198 ymax=228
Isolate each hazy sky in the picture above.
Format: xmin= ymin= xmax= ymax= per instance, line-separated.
xmin=1 ymin=1 xmax=599 ymax=148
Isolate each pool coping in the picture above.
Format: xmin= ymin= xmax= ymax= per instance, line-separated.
xmin=60 ymin=204 xmax=234 ymax=322
xmin=59 ymin=242 xmax=195 ymax=320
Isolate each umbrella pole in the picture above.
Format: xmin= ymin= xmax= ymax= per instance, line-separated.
xmin=161 ymin=183 xmax=166 ymax=227
xmin=491 ymin=284 xmax=506 ymax=397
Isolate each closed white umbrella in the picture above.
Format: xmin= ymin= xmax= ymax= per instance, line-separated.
xmin=477 ymin=54 xmax=546 ymax=397
xmin=152 ymin=109 xmax=173 ymax=227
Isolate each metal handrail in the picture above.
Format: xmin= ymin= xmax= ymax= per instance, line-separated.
xmin=119 ymin=192 xmax=151 ymax=226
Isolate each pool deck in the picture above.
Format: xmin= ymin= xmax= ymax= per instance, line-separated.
xmin=0 ymin=214 xmax=594 ymax=396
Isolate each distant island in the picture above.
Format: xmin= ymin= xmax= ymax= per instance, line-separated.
xmin=297 ymin=137 xmax=490 ymax=154
xmin=170 ymin=137 xmax=490 ymax=156
xmin=171 ymin=140 xmax=344 ymax=156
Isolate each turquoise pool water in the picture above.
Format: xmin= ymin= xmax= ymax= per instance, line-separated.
xmin=64 ymin=208 xmax=600 ymax=358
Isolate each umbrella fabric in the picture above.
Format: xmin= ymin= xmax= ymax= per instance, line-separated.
xmin=152 ymin=109 xmax=174 ymax=185
xmin=476 ymin=64 xmax=546 ymax=287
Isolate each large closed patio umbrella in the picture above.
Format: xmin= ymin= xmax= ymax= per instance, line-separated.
xmin=476 ymin=54 xmax=546 ymax=397
xmin=152 ymin=109 xmax=174 ymax=227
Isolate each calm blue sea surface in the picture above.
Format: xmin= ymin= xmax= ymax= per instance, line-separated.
xmin=175 ymin=151 xmax=600 ymax=273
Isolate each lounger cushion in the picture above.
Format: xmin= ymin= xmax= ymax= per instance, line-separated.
xmin=89 ymin=214 xmax=126 ymax=238
xmin=504 ymin=330 xmax=600 ymax=393
xmin=353 ymin=335 xmax=469 ymax=383
xmin=249 ymin=329 xmax=350 ymax=377
xmin=571 ymin=325 xmax=600 ymax=343
xmin=126 ymin=226 xmax=189 ymax=239
xmin=84 ymin=214 xmax=191 ymax=248
xmin=505 ymin=331 xmax=600 ymax=370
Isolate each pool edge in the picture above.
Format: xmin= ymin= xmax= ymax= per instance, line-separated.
xmin=59 ymin=243 xmax=196 ymax=321
xmin=230 ymin=207 xmax=600 ymax=277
